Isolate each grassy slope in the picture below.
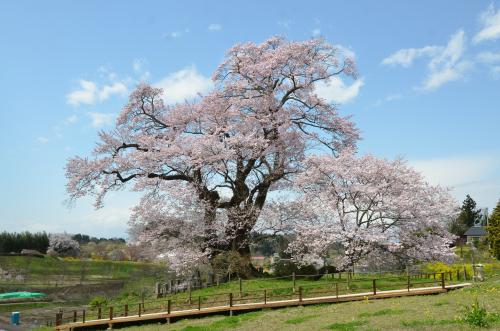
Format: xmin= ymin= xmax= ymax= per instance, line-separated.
xmin=107 ymin=274 xmax=500 ymax=331
xmin=0 ymin=256 xmax=167 ymax=326
xmin=0 ymin=255 xmax=163 ymax=282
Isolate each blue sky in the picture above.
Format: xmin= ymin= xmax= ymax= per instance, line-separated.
xmin=1 ymin=1 xmax=499 ymax=238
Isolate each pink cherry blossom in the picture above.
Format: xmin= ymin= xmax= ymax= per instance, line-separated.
xmin=65 ymin=37 xmax=359 ymax=274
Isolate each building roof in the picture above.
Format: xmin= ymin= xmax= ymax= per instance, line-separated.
xmin=464 ymin=226 xmax=487 ymax=236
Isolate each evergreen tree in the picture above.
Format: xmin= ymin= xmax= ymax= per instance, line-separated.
xmin=449 ymin=195 xmax=482 ymax=237
xmin=488 ymin=200 xmax=500 ymax=260
xmin=460 ymin=194 xmax=482 ymax=227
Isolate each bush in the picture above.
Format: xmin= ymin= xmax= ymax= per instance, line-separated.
xmin=461 ymin=299 xmax=489 ymax=327
xmin=272 ymin=260 xmax=319 ymax=279
xmin=89 ymin=296 xmax=108 ymax=308
xmin=212 ymin=251 xmax=252 ymax=278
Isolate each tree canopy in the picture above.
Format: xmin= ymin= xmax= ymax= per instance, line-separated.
xmin=66 ymin=37 xmax=458 ymax=275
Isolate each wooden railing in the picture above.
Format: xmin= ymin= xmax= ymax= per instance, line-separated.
xmin=54 ymin=270 xmax=466 ymax=327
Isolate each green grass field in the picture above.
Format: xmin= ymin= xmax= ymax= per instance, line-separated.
xmin=93 ymin=273 xmax=500 ymax=331
xmin=3 ymin=254 xmax=499 ymax=330
xmin=0 ymin=255 xmax=168 ymax=327
xmin=0 ymin=255 xmax=165 ymax=283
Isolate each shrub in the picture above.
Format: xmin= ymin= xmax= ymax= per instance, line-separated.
xmin=89 ymin=296 xmax=108 ymax=308
xmin=461 ymin=299 xmax=489 ymax=327
xmin=272 ymin=260 xmax=319 ymax=278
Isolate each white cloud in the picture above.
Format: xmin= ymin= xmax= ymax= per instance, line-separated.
xmin=383 ymin=30 xmax=471 ymax=91
xmin=385 ymin=93 xmax=402 ymax=102
xmin=98 ymin=82 xmax=127 ymax=101
xmin=36 ymin=136 xmax=50 ymax=144
xmin=208 ymin=23 xmax=222 ymax=31
xmin=419 ymin=30 xmax=471 ymax=91
xmin=373 ymin=93 xmax=402 ymax=107
xmin=315 ymin=77 xmax=364 ymax=104
xmin=155 ymin=66 xmax=213 ymax=104
xmin=476 ymin=51 xmax=500 ymax=78
xmin=476 ymin=51 xmax=500 ymax=63
xmin=88 ymin=112 xmax=115 ymax=128
xmin=411 ymin=155 xmax=498 ymax=188
xmin=65 ymin=114 xmax=78 ymax=124
xmin=67 ymin=80 xmax=128 ymax=107
xmin=132 ymin=59 xmax=151 ymax=82
xmin=165 ymin=28 xmax=189 ymax=39
xmin=428 ymin=30 xmax=466 ymax=70
xmin=491 ymin=66 xmax=500 ymax=79
xmin=473 ymin=4 xmax=500 ymax=43
xmin=382 ymin=46 xmax=441 ymax=67
xmin=312 ymin=28 xmax=321 ymax=37
xmin=334 ymin=44 xmax=356 ymax=60
xmin=411 ymin=154 xmax=500 ymax=209
xmin=66 ymin=80 xmax=98 ymax=106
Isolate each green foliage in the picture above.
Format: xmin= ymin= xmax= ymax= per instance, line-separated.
xmin=211 ymin=251 xmax=252 ymax=278
xmin=449 ymin=194 xmax=482 ymax=236
xmin=460 ymin=298 xmax=489 ymax=327
xmin=89 ymin=295 xmax=108 ymax=308
xmin=488 ymin=200 xmax=500 ymax=259
xmin=72 ymin=233 xmax=126 ymax=245
xmin=0 ymin=231 xmax=49 ymax=253
xmin=272 ymin=260 xmax=318 ymax=278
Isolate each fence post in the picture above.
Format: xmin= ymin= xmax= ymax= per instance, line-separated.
xmin=73 ymin=310 xmax=77 ymax=322
xmin=124 ymin=304 xmax=128 ymax=317
xmin=239 ymin=278 xmax=243 ymax=297
xmin=441 ymin=272 xmax=445 ymax=289
xmin=292 ymin=272 xmax=296 ymax=292
xmin=457 ymin=269 xmax=460 ymax=281
xmin=335 ymin=283 xmax=339 ymax=298
xmin=189 ymin=282 xmax=192 ymax=305
xmin=372 ymin=279 xmax=377 ymax=295
xmin=407 ymin=275 xmax=410 ymax=292
xmin=98 ymin=307 xmax=102 ymax=319
xmin=138 ymin=303 xmax=141 ymax=317
xmin=156 ymin=282 xmax=161 ymax=298
xmin=264 ymin=290 xmax=267 ymax=305
xmin=167 ymin=299 xmax=171 ymax=314
xmin=298 ymin=286 xmax=303 ymax=302
xmin=464 ymin=266 xmax=467 ymax=280
xmin=55 ymin=312 xmax=61 ymax=326
xmin=229 ymin=293 xmax=233 ymax=316
xmin=82 ymin=310 xmax=85 ymax=323
xmin=109 ymin=306 xmax=113 ymax=320
xmin=198 ymin=296 xmax=201 ymax=310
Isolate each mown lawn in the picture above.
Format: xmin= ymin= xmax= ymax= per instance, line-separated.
xmin=103 ymin=274 xmax=500 ymax=331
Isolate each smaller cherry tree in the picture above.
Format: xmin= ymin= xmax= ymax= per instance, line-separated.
xmin=47 ymin=233 xmax=80 ymax=257
xmin=286 ymin=151 xmax=458 ymax=270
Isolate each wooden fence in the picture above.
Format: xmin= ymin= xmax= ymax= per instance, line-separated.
xmin=54 ymin=270 xmax=470 ymax=330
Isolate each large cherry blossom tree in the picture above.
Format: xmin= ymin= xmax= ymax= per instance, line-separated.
xmin=285 ymin=151 xmax=458 ymax=270
xmin=65 ymin=37 xmax=360 ymax=273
